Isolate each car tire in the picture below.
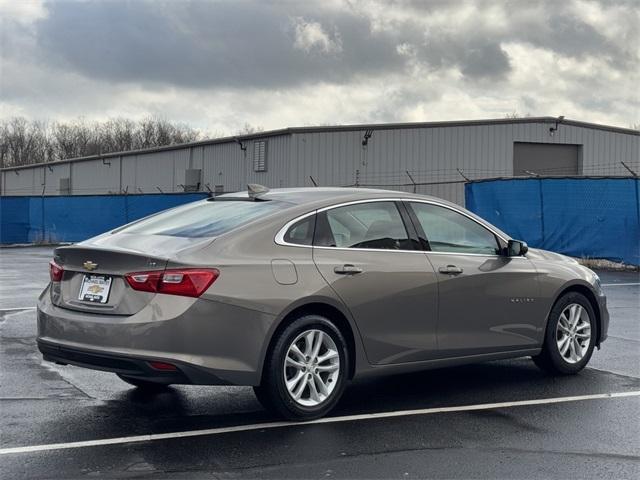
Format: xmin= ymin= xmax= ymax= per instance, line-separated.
xmin=256 ymin=314 xmax=349 ymax=420
xmin=117 ymin=373 xmax=171 ymax=390
xmin=532 ymin=292 xmax=597 ymax=375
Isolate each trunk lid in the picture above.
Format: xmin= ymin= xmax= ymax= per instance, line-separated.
xmin=51 ymin=234 xmax=212 ymax=315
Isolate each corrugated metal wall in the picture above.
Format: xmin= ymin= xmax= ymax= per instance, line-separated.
xmin=2 ymin=121 xmax=638 ymax=206
xmin=286 ymin=123 xmax=639 ymax=205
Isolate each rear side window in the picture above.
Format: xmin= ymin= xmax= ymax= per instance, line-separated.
xmin=283 ymin=215 xmax=315 ymax=245
xmin=314 ymin=202 xmax=412 ymax=250
xmin=119 ymin=200 xmax=289 ymax=238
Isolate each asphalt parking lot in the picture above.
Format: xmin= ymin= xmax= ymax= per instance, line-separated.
xmin=1 ymin=247 xmax=638 ymax=479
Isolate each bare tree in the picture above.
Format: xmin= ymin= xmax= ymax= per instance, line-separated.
xmin=0 ymin=118 xmax=49 ymax=167
xmin=101 ymin=118 xmax=136 ymax=152
xmin=504 ymin=111 xmax=532 ymax=119
xmin=236 ymin=123 xmax=264 ymax=135
xmin=0 ymin=116 xmax=203 ymax=167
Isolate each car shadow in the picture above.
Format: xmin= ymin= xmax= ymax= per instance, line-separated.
xmin=35 ymin=358 xmax=640 ymax=445
xmin=336 ymin=357 xmax=639 ymax=415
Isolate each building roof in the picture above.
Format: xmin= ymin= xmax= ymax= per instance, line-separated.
xmin=2 ymin=116 xmax=638 ymax=172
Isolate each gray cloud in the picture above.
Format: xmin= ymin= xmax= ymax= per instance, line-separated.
xmin=518 ymin=11 xmax=631 ymax=69
xmin=6 ymin=0 xmax=633 ymax=89
xmin=460 ymin=44 xmax=511 ymax=79
xmin=31 ymin=1 xmax=404 ymax=88
xmin=14 ymin=0 xmax=521 ymax=88
xmin=0 ymin=0 xmax=637 ymax=131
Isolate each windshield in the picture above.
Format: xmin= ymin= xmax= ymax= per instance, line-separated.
xmin=118 ymin=200 xmax=290 ymax=238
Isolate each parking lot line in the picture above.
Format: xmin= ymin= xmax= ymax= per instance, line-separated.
xmin=1 ymin=390 xmax=638 ymax=456
xmin=601 ymin=283 xmax=640 ymax=286
xmin=0 ymin=307 xmax=36 ymax=312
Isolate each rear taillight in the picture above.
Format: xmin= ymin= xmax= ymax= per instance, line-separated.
xmin=49 ymin=261 xmax=64 ymax=282
xmin=125 ymin=268 xmax=219 ymax=298
xmin=148 ymin=361 xmax=178 ymax=371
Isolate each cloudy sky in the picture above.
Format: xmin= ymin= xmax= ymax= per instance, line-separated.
xmin=1 ymin=0 xmax=638 ymax=135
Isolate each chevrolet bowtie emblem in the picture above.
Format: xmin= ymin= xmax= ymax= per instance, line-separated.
xmin=83 ymin=261 xmax=98 ymax=271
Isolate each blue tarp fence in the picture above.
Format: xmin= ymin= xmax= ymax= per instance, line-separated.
xmin=3 ymin=182 xmax=639 ymax=265
xmin=0 ymin=193 xmax=208 ymax=244
xmin=465 ymin=178 xmax=640 ymax=265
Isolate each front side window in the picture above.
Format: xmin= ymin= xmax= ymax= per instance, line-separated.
xmin=314 ymin=202 xmax=412 ymax=250
xmin=410 ymin=202 xmax=500 ymax=255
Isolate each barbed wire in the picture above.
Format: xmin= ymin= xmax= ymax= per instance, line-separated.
xmin=2 ymin=161 xmax=637 ymax=195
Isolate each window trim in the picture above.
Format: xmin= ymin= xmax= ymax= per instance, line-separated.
xmin=274 ymin=198 xmax=521 ymax=258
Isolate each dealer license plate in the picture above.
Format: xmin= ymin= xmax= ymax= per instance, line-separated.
xmin=78 ymin=274 xmax=112 ymax=304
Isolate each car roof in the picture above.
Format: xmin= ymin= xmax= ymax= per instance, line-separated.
xmin=217 ymin=186 xmax=442 ymax=206
xmin=217 ymin=186 xmax=512 ymax=242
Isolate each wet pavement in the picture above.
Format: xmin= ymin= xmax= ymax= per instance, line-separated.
xmin=1 ymin=247 xmax=639 ymax=479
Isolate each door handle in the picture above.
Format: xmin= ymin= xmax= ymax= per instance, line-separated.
xmin=334 ymin=264 xmax=363 ymax=275
xmin=438 ymin=265 xmax=463 ymax=275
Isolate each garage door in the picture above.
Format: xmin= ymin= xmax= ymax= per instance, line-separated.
xmin=513 ymin=142 xmax=580 ymax=176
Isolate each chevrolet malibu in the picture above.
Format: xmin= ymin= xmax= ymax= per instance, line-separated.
xmin=38 ymin=186 xmax=608 ymax=420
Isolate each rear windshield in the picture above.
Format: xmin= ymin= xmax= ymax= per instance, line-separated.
xmin=118 ymin=200 xmax=290 ymax=238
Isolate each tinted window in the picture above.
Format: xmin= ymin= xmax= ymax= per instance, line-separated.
xmin=119 ymin=200 xmax=289 ymax=238
xmin=283 ymin=215 xmax=315 ymax=245
xmin=315 ymin=202 xmax=411 ymax=250
xmin=410 ymin=202 xmax=500 ymax=255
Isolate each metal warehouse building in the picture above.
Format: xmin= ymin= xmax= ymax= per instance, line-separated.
xmin=1 ymin=117 xmax=638 ymax=206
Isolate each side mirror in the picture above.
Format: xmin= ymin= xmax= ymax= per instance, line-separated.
xmin=507 ymin=239 xmax=528 ymax=256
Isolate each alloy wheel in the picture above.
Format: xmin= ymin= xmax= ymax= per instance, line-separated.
xmin=556 ymin=303 xmax=591 ymax=364
xmin=283 ymin=329 xmax=340 ymax=407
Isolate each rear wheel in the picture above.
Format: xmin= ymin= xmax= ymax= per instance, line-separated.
xmin=117 ymin=374 xmax=171 ymax=391
xmin=255 ymin=314 xmax=349 ymax=420
xmin=533 ymin=292 xmax=596 ymax=374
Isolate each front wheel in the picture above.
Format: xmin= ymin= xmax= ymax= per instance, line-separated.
xmin=255 ymin=314 xmax=349 ymax=420
xmin=533 ymin=292 xmax=596 ymax=374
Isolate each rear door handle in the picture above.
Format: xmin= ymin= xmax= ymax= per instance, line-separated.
xmin=334 ymin=264 xmax=363 ymax=275
xmin=438 ymin=265 xmax=463 ymax=275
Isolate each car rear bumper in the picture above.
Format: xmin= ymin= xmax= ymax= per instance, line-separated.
xmin=38 ymin=339 xmax=225 ymax=385
xmin=37 ymin=286 xmax=276 ymax=386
